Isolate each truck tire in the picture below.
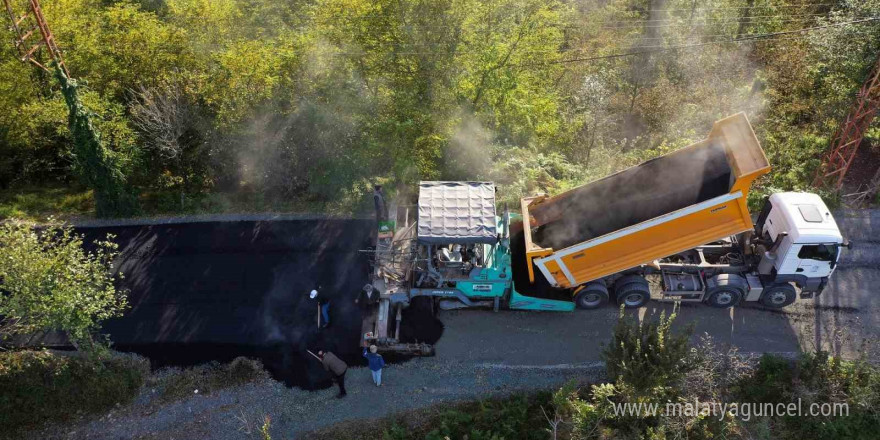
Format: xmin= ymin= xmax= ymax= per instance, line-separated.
xmin=760 ymin=283 xmax=797 ymax=308
xmin=574 ymin=282 xmax=609 ymax=309
xmin=705 ymin=286 xmax=743 ymax=308
xmin=705 ymin=274 xmax=747 ymax=308
xmin=614 ymin=275 xmax=650 ymax=308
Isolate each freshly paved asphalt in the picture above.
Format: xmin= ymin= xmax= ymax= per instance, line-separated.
xmin=78 ymin=219 xmax=374 ymax=389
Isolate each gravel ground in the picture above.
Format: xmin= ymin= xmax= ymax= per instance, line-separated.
xmin=30 ymin=356 xmax=607 ymax=440
xmin=22 ymin=209 xmax=880 ymax=440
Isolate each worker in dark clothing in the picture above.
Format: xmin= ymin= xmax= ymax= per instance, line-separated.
xmin=310 ymin=288 xmax=330 ymax=328
xmin=355 ymin=283 xmax=378 ymax=309
xmin=317 ymin=350 xmax=348 ymax=397
xmin=373 ymin=185 xmax=388 ymax=222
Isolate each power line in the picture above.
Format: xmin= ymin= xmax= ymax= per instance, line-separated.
xmin=343 ymin=35 xmax=808 ymax=57
xmin=336 ymin=16 xmax=875 ymax=54
xmin=326 ymin=13 xmax=851 ymax=48
xmin=599 ymin=12 xmax=831 ymax=25
xmin=513 ymin=17 xmax=880 ymax=67
xmin=321 ymin=12 xmax=834 ymax=29
xmin=643 ymin=3 xmax=836 ymax=13
xmin=319 ymin=3 xmax=837 ymax=21
xmin=599 ymin=15 xmax=842 ymax=29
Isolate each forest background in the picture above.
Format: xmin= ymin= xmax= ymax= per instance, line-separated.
xmin=1 ymin=0 xmax=878 ymax=218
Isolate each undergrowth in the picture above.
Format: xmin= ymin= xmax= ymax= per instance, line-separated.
xmin=0 ymin=350 xmax=148 ymax=438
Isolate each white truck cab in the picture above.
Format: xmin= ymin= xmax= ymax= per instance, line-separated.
xmin=756 ymin=192 xmax=845 ymax=296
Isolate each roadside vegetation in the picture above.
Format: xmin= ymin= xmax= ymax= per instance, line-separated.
xmin=0 ymin=220 xmax=127 ymax=352
xmin=0 ymin=351 xmax=270 ymax=438
xmin=0 ymin=350 xmax=149 ymax=439
xmin=313 ymin=308 xmax=880 ymax=440
xmin=2 ymin=0 xmax=879 ymax=219
xmin=0 ymin=220 xmax=131 ymax=436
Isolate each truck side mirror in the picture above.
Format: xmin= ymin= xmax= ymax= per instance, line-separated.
xmin=844 ymin=240 xmax=853 ymax=250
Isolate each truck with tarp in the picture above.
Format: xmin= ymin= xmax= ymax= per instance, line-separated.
xmin=361 ymin=113 xmax=847 ymax=352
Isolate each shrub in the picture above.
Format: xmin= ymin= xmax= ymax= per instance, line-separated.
xmin=0 ymin=350 xmax=149 ymax=436
xmin=602 ymin=305 xmax=692 ymax=397
xmin=0 ymin=220 xmax=128 ymax=352
xmin=738 ymin=351 xmax=880 ymax=440
xmin=312 ymin=392 xmax=553 ymax=440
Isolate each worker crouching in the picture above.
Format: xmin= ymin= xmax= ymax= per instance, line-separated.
xmin=317 ymin=350 xmax=348 ymax=398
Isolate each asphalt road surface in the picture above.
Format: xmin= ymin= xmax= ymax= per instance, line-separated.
xmin=25 ymin=209 xmax=877 ymax=440
xmin=77 ymin=218 xmax=374 ymax=389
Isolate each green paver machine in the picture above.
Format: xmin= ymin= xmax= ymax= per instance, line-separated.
xmin=361 ymin=181 xmax=573 ymax=355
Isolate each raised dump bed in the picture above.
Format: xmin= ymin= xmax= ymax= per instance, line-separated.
xmin=521 ymin=113 xmax=771 ymax=289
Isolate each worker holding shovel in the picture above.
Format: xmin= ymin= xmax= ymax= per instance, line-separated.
xmin=309 ymin=288 xmax=331 ymax=328
xmin=308 ymin=350 xmax=348 ymax=398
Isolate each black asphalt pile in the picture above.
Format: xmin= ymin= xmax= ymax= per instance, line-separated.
xmin=398 ymin=297 xmax=444 ymax=345
xmin=77 ymin=219 xmax=372 ymax=390
xmin=509 ymin=228 xmax=569 ymax=301
xmin=532 ymin=141 xmax=732 ymax=250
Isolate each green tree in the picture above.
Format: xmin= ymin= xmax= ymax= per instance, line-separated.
xmin=0 ymin=220 xmax=128 ymax=352
xmin=56 ymin=68 xmax=139 ymax=217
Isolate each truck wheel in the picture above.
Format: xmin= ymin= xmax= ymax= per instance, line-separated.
xmin=574 ymin=282 xmax=609 ymax=309
xmin=614 ymin=276 xmax=650 ymax=308
xmin=705 ymin=287 xmax=742 ymax=308
xmin=704 ymin=274 xmax=747 ymax=308
xmin=760 ymin=283 xmax=797 ymax=308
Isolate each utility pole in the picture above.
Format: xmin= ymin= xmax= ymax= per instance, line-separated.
xmin=813 ymin=53 xmax=880 ymax=191
xmin=3 ymin=0 xmax=68 ymax=76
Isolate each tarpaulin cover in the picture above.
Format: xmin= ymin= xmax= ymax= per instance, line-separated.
xmin=418 ymin=181 xmax=497 ymax=244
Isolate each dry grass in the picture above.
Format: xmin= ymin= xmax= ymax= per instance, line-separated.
xmin=0 ymin=186 xmax=94 ymax=221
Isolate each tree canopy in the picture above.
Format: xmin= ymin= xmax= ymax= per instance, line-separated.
xmin=1 ymin=0 xmax=878 ymax=216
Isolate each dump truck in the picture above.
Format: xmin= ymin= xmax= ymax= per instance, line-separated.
xmin=361 ymin=113 xmax=847 ymax=352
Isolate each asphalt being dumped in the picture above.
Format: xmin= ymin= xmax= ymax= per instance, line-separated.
xmin=531 ymin=140 xmax=732 ymax=250
xmin=77 ymin=218 xmax=373 ymax=390
xmin=509 ymin=228 xmax=570 ymax=301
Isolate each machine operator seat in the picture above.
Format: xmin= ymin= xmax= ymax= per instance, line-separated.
xmin=437 ymin=246 xmax=463 ymax=266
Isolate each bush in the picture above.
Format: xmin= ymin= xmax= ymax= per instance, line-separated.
xmin=152 ymin=357 xmax=269 ymax=403
xmin=0 ymin=350 xmax=149 ymax=436
xmin=308 ymin=392 xmax=553 ymax=440
xmin=738 ymin=352 xmax=880 ymax=440
xmin=602 ymin=305 xmax=692 ymax=397
xmin=0 ymin=220 xmax=128 ymax=352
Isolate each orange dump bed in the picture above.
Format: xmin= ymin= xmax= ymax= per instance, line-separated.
xmin=520 ymin=113 xmax=770 ymax=289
